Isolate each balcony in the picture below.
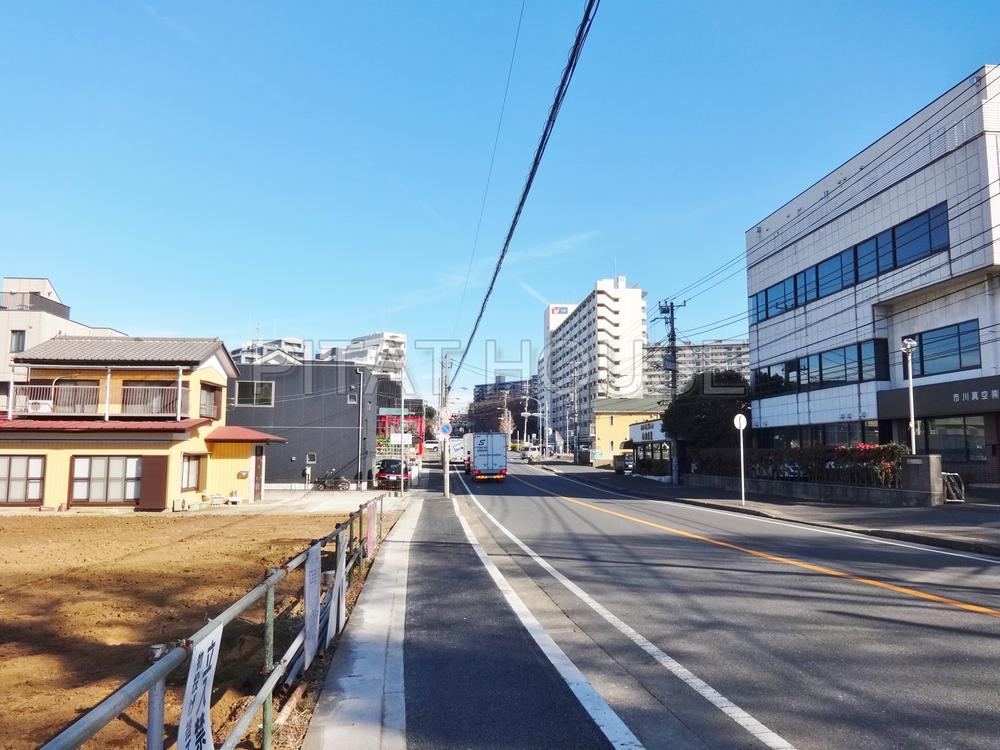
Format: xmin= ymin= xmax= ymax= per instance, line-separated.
xmin=11 ymin=384 xmax=190 ymax=418
xmin=0 ymin=291 xmax=70 ymax=319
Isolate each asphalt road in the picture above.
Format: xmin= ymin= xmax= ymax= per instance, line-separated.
xmin=444 ymin=459 xmax=1000 ymax=750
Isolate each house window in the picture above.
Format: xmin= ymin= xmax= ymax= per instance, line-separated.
xmin=200 ymin=384 xmax=222 ymax=419
xmin=182 ymin=455 xmax=203 ymax=491
xmin=10 ymin=330 xmax=26 ymax=354
xmin=306 ymin=452 xmax=317 ymax=464
xmin=0 ymin=456 xmax=45 ymax=503
xmin=71 ymin=457 xmax=141 ymax=503
xmin=348 ymin=393 xmax=358 ymax=405
xmin=236 ymin=380 xmax=274 ymax=407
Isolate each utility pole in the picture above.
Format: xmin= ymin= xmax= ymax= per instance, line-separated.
xmin=659 ymin=300 xmax=686 ymax=405
xmin=441 ymin=352 xmax=450 ymax=498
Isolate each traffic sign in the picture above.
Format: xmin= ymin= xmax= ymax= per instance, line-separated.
xmin=733 ymin=414 xmax=747 ymax=430
xmin=440 ymin=423 xmax=452 ymax=436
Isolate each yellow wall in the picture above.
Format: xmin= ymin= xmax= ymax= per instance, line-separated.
xmin=592 ymin=411 xmax=660 ymax=466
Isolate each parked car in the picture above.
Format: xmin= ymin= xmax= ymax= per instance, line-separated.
xmin=424 ymin=440 xmax=439 ymax=453
xmin=521 ymin=445 xmax=540 ymax=460
xmin=613 ymin=453 xmax=635 ymax=475
xmin=376 ymin=458 xmax=410 ymax=491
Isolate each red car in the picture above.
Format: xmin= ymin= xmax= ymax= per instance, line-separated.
xmin=376 ymin=459 xmax=410 ymax=491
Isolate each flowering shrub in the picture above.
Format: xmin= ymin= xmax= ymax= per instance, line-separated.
xmin=692 ymin=442 xmax=909 ymax=487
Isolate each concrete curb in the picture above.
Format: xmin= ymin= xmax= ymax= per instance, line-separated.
xmin=537 ymin=465 xmax=1000 ymax=558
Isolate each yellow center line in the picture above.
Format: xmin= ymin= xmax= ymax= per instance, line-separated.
xmin=512 ymin=473 xmax=1000 ymax=620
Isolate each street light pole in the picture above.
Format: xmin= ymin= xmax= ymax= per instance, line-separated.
xmin=901 ymin=338 xmax=918 ymax=454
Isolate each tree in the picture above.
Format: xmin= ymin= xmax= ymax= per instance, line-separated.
xmin=424 ymin=405 xmax=437 ymax=441
xmin=660 ymin=370 xmax=749 ymax=451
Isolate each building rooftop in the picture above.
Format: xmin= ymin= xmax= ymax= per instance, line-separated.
xmin=592 ymin=397 xmax=664 ymax=413
xmin=15 ymin=336 xmax=229 ymax=366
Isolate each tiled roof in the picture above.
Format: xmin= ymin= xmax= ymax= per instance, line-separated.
xmin=0 ymin=418 xmax=210 ymax=433
xmin=204 ymin=426 xmax=288 ymax=443
xmin=592 ymin=397 xmax=665 ymax=413
xmin=15 ymin=336 xmax=225 ymax=366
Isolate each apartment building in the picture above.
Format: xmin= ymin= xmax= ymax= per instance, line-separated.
xmin=1 ymin=277 xmax=123 ymax=409
xmin=543 ymin=277 xmax=647 ymax=451
xmin=319 ymin=332 xmax=407 ymax=376
xmin=472 ymin=374 xmax=538 ymax=403
xmin=230 ymin=337 xmax=309 ymax=364
xmin=644 ymin=339 xmax=750 ymax=398
xmin=747 ymin=65 xmax=1000 ymax=483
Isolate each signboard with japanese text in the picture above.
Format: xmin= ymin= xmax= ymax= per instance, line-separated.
xmin=877 ymin=375 xmax=1000 ymax=419
xmin=178 ymin=625 xmax=224 ymax=750
xmin=304 ymin=543 xmax=322 ymax=669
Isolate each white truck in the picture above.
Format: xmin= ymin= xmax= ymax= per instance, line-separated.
xmin=471 ymin=432 xmax=507 ymax=481
xmin=463 ymin=432 xmax=475 ymax=473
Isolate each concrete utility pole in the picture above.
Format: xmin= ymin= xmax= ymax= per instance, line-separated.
xmin=659 ymin=300 xmax=687 ymax=405
xmin=441 ymin=353 xmax=450 ymax=498
xmin=398 ymin=371 xmax=406 ymax=498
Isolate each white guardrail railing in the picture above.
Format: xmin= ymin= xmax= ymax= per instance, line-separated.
xmin=41 ymin=495 xmax=387 ymax=750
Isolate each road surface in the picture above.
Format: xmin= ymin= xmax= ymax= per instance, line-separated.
xmin=416 ymin=459 xmax=1000 ymax=749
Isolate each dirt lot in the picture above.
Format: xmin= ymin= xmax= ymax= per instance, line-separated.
xmin=0 ymin=511 xmax=351 ymax=749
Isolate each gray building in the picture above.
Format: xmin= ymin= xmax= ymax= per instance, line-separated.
xmin=228 ymin=362 xmax=399 ymax=487
xmin=644 ymin=340 xmax=750 ymax=399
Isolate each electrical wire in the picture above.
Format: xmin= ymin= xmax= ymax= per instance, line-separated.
xmin=452 ymin=0 xmax=527 ymax=336
xmin=451 ymin=0 xmax=601 ymax=390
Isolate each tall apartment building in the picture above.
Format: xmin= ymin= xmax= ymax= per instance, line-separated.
xmin=542 ymin=277 xmax=646 ymax=451
xmin=1 ymin=277 xmax=123 ymax=409
xmin=472 ymin=374 xmax=538 ymax=403
xmin=644 ymin=339 xmax=750 ymax=398
xmin=747 ymin=65 xmax=1000 ymax=483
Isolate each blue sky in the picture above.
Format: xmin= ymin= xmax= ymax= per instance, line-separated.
xmin=3 ymin=2 xmax=999 ymax=407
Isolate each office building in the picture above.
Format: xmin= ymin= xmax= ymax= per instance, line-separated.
xmin=747 ymin=65 xmax=1000 ymax=483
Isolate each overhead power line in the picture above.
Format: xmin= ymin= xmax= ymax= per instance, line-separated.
xmin=451 ymin=0 xmax=601 ymax=389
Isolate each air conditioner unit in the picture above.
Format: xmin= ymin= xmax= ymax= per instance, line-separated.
xmin=27 ymin=399 xmax=54 ymax=413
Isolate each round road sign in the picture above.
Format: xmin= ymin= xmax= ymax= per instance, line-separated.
xmin=440 ymin=423 xmax=452 ymax=436
xmin=733 ymin=414 xmax=747 ymax=431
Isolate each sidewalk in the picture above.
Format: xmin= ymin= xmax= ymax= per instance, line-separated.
xmin=537 ymin=459 xmax=1000 ymax=557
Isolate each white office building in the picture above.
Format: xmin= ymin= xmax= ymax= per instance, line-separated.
xmin=1 ymin=277 xmax=123 ymax=409
xmin=542 ymin=277 xmax=646 ymax=451
xmin=747 ymin=65 xmax=1000 ymax=483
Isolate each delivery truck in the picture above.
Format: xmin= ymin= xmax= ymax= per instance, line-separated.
xmin=471 ymin=432 xmax=507 ymax=481
xmin=463 ymin=432 xmax=475 ymax=474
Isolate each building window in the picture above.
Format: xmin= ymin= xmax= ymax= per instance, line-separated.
xmin=749 ymin=202 xmax=950 ymax=325
xmin=71 ymin=457 xmax=141 ymax=503
xmin=236 ymin=380 xmax=274 ymax=407
xmin=753 ymin=339 xmax=889 ymax=399
xmin=200 ymin=384 xmax=222 ymax=419
xmin=0 ymin=456 xmax=45 ymax=503
xmin=348 ymin=393 xmax=358 ymax=404
xmin=904 ymin=320 xmax=981 ymax=378
xmin=10 ymin=330 xmax=26 ymax=354
xmin=182 ymin=455 xmax=203 ymax=491
xmin=306 ymin=452 xmax=317 ymax=465
xmin=925 ymin=416 xmax=986 ymax=462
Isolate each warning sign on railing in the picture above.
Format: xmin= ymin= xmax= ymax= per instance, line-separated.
xmin=178 ymin=624 xmax=224 ymax=750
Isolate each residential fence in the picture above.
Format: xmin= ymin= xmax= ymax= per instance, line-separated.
xmin=42 ymin=495 xmax=388 ymax=750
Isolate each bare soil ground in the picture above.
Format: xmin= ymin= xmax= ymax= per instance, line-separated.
xmin=0 ymin=512 xmax=350 ymax=749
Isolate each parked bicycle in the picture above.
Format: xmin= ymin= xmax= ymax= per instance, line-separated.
xmin=316 ymin=468 xmax=351 ymax=491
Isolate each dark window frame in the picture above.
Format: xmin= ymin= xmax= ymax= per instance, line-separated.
xmin=904 ymin=319 xmax=981 ymax=379
xmin=236 ymin=380 xmax=275 ymax=407
xmin=0 ymin=454 xmax=45 ymax=504
xmin=71 ymin=456 xmax=142 ymax=504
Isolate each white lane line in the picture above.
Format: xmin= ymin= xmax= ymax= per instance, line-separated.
xmin=521 ymin=464 xmax=1000 ymax=565
xmin=456 ymin=471 xmax=797 ymax=750
xmin=449 ymin=495 xmax=644 ymax=750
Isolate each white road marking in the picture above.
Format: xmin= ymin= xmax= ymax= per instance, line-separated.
xmin=456 ymin=471 xmax=797 ymax=750
xmin=449 ymin=495 xmax=645 ymax=750
xmin=520 ymin=463 xmax=1000 ymax=565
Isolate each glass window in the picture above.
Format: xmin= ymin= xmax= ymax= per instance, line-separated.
xmin=817 ymin=256 xmax=843 ymax=297
xmin=795 ymin=267 xmax=818 ymax=305
xmin=929 ymin=203 xmax=950 ymax=251
xmin=826 ymin=422 xmax=849 ymax=446
xmin=182 ymin=455 xmax=202 ymax=491
xmin=785 ymin=359 xmax=799 ymax=390
xmin=927 ymin=416 xmax=986 ymax=462
xmin=856 ymin=239 xmax=877 ymax=282
xmin=236 ymin=380 xmax=274 ymax=407
xmin=844 ymin=343 xmax=859 ymax=383
xmin=749 ymin=296 xmax=758 ymax=326
xmin=894 ymin=212 xmax=931 ymax=265
xmin=860 ymin=341 xmax=876 ymax=381
xmin=877 ymin=230 xmax=894 ymax=273
xmin=766 ymin=279 xmax=794 ymax=318
xmin=71 ymin=456 xmax=140 ymax=503
xmin=839 ymin=248 xmax=856 ymax=288
xmin=959 ymin=320 xmax=981 ymax=369
xmin=199 ymin=385 xmax=221 ymax=419
xmin=10 ymin=330 xmax=26 ymax=354
xmin=807 ymin=354 xmax=821 ymax=389
xmin=821 ymin=348 xmax=847 ymax=387
xmin=0 ymin=455 xmax=45 ymax=503
xmin=755 ymin=292 xmax=767 ymax=323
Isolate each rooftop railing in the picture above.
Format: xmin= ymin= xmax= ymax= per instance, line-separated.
xmin=0 ymin=291 xmax=70 ymax=319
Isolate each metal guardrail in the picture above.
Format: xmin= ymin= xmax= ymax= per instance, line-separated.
xmin=42 ymin=495 xmax=387 ymax=750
